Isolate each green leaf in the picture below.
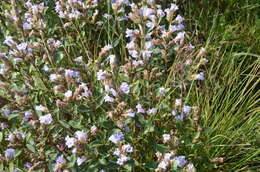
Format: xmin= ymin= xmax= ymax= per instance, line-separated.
xmin=99 ymin=158 xmax=107 ymax=165
xmin=58 ymin=120 xmax=71 ymax=129
xmin=0 ymin=132 xmax=3 ymax=142
xmin=69 ymin=120 xmax=83 ymax=129
xmin=9 ymin=161 xmax=14 ymax=172
xmin=156 ymin=144 xmax=168 ymax=153
xmin=144 ymin=121 xmax=155 ymax=134
xmin=26 ymin=144 xmax=36 ymax=153
xmin=194 ymin=132 xmax=201 ymax=139
xmin=67 ymin=155 xmax=76 ymax=168
xmin=78 ymin=105 xmax=90 ymax=112
xmin=8 ymin=113 xmax=20 ymax=120
xmin=15 ymin=150 xmax=22 ymax=158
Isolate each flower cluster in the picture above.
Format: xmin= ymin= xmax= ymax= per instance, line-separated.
xmin=0 ymin=0 xmax=208 ymax=171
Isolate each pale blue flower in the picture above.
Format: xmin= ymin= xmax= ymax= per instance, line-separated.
xmin=122 ymin=144 xmax=133 ymax=153
xmin=175 ymin=156 xmax=187 ymax=167
xmin=182 ymin=106 xmax=191 ymax=114
xmin=120 ymin=82 xmax=130 ymax=94
xmin=109 ymin=131 xmax=124 ymax=144
xmin=5 ymin=148 xmax=15 ymax=159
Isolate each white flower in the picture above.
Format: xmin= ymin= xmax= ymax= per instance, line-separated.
xmin=113 ymin=148 xmax=121 ymax=156
xmin=65 ymin=69 xmax=80 ymax=78
xmin=104 ymin=13 xmax=112 ymax=19
xmin=146 ymin=21 xmax=155 ymax=29
xmin=35 ymin=105 xmax=47 ymax=111
xmin=97 ymin=70 xmax=107 ymax=81
xmin=122 ymin=144 xmax=133 ymax=153
xmin=64 ymin=90 xmax=73 ymax=98
xmin=141 ymin=50 xmax=152 ymax=60
xmin=72 ymin=148 xmax=77 ymax=154
xmin=17 ymin=42 xmax=28 ymax=52
xmin=175 ymin=15 xmax=184 ymax=23
xmin=6 ymin=133 xmax=16 ymax=143
xmin=158 ymin=161 xmax=168 ymax=170
xmin=164 ymin=153 xmax=173 ymax=161
xmin=103 ymin=44 xmax=113 ymax=51
xmin=175 ymin=99 xmax=182 ymax=106
xmin=157 ymin=9 xmax=165 ymax=18
xmin=23 ymin=22 xmax=31 ymax=30
xmin=174 ymin=32 xmax=185 ymax=43
xmin=120 ymin=82 xmax=130 ymax=94
xmin=171 ymin=110 xmax=177 ymax=116
xmin=126 ymin=109 xmax=135 ymax=118
xmin=23 ymin=111 xmax=32 ymax=121
xmin=162 ymin=134 xmax=171 ymax=143
xmin=49 ymin=74 xmax=60 ymax=82
xmin=109 ymin=54 xmax=116 ymax=65
xmin=159 ymin=87 xmax=166 ymax=95
xmin=185 ymin=59 xmax=193 ymax=65
xmin=168 ymin=3 xmax=179 ymax=12
xmin=116 ymin=155 xmax=129 ymax=166
xmin=104 ymin=85 xmax=118 ymax=97
xmin=144 ymin=41 xmax=154 ymax=50
xmin=147 ymin=108 xmax=157 ymax=115
xmin=182 ymin=106 xmax=191 ymax=114
xmin=65 ymin=136 xmax=76 ymax=148
xmin=136 ymin=104 xmax=145 ymax=113
xmin=42 ymin=65 xmax=50 ymax=72
xmin=126 ymin=29 xmax=139 ymax=39
xmin=74 ymin=56 xmax=83 ymax=62
xmin=126 ymin=41 xmax=136 ymax=50
xmin=104 ymin=95 xmax=115 ymax=103
xmin=3 ymin=36 xmax=16 ymax=47
xmin=194 ymin=72 xmax=205 ymax=80
xmin=90 ymin=125 xmax=98 ymax=134
xmin=77 ymin=156 xmax=86 ymax=166
xmin=128 ymin=50 xmax=139 ymax=58
xmin=54 ymin=40 xmax=62 ymax=48
xmin=75 ymin=131 xmax=87 ymax=143
xmin=132 ymin=60 xmax=144 ymax=67
xmin=142 ymin=7 xmax=154 ymax=19
xmin=39 ymin=114 xmax=53 ymax=124
xmin=79 ymin=83 xmax=91 ymax=97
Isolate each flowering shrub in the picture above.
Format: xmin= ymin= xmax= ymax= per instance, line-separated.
xmin=0 ymin=0 xmax=208 ymax=171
